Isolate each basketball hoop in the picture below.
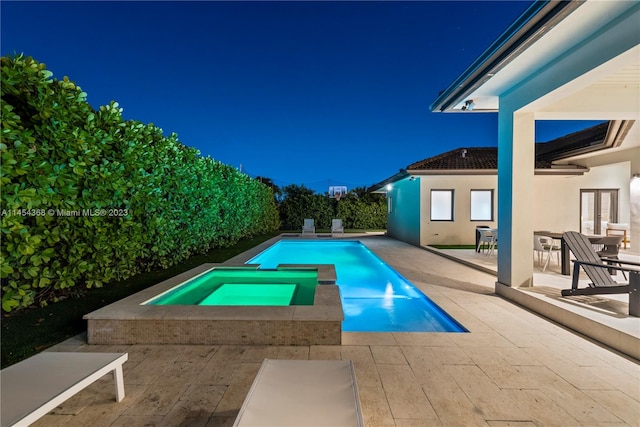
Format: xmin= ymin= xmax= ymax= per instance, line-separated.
xmin=329 ymin=185 xmax=347 ymax=200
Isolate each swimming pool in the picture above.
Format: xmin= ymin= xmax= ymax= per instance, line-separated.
xmin=247 ymin=240 xmax=467 ymax=333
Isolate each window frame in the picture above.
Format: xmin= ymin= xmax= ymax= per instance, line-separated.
xmin=430 ymin=189 xmax=454 ymax=221
xmin=470 ymin=189 xmax=494 ymax=221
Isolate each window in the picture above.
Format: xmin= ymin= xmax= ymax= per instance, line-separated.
xmin=470 ymin=190 xmax=494 ymax=221
xmin=431 ymin=190 xmax=454 ymax=221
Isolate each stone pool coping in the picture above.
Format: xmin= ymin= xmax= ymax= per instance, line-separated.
xmin=84 ymin=263 xmax=343 ymax=346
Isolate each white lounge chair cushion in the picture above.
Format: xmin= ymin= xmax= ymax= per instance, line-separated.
xmin=234 ymin=359 xmax=363 ymax=427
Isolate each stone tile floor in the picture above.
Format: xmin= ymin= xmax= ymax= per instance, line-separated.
xmin=34 ymin=236 xmax=639 ymax=426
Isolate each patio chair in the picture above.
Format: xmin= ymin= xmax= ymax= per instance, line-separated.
xmin=331 ymin=219 xmax=344 ymax=234
xmin=477 ymin=228 xmax=496 ymax=255
xmin=606 ymin=222 xmax=630 ymax=249
xmin=302 ymin=218 xmax=315 ymax=234
xmin=533 ymin=235 xmax=559 ymax=272
xmin=561 ymin=231 xmax=640 ymax=316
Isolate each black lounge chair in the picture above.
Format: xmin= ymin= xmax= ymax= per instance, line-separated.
xmin=561 ymin=231 xmax=640 ymax=316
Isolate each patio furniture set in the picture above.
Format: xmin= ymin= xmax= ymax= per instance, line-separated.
xmin=476 ymin=227 xmax=637 ymax=315
xmin=531 ymin=231 xmax=638 ymax=316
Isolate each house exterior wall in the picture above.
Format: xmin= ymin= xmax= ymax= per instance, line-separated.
xmin=571 ymin=147 xmax=639 ymax=251
xmin=534 ymin=162 xmax=631 ymax=233
xmin=409 ymin=163 xmax=631 ymax=247
xmin=419 ymin=175 xmax=498 ymax=246
xmin=386 ymin=178 xmax=421 ymax=246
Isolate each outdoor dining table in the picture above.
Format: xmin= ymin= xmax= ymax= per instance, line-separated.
xmin=534 ymin=231 xmax=605 ymax=276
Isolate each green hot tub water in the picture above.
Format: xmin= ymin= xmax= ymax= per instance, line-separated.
xmin=146 ymin=268 xmax=317 ymax=306
xmin=199 ymin=284 xmax=297 ymax=306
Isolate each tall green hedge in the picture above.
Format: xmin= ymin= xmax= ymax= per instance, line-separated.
xmin=278 ymin=184 xmax=386 ymax=230
xmin=0 ymin=54 xmax=279 ymax=312
xmin=279 ymin=184 xmax=334 ymax=229
xmin=335 ymin=188 xmax=386 ymax=229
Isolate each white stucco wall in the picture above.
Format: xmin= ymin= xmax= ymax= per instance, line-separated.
xmin=420 ymin=175 xmax=497 ymax=246
xmin=533 ymin=162 xmax=631 ymax=232
xmin=419 ymin=162 xmax=632 ymax=246
xmin=571 ymin=147 xmax=639 ymax=252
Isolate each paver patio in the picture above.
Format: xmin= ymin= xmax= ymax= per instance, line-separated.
xmin=31 ymin=236 xmax=639 ymax=426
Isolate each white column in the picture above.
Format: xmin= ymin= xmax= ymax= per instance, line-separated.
xmin=497 ymin=110 xmax=536 ymax=288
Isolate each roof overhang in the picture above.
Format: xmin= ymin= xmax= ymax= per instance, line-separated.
xmin=409 ymin=168 xmax=587 ymax=176
xmin=368 ymin=170 xmax=409 ymax=193
xmin=368 ymin=163 xmax=588 ymax=192
xmin=430 ymin=0 xmax=581 ymax=113
xmin=430 ymin=0 xmax=640 ymax=114
xmin=534 ymin=165 xmax=589 ymax=175
xmin=536 ymin=120 xmax=634 ymax=162
xmin=408 ymin=169 xmax=495 ymax=176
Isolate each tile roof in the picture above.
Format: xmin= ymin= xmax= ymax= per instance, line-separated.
xmin=406 ymin=147 xmax=554 ymax=171
xmin=407 ymin=147 xmax=497 ymax=170
xmin=368 ymin=122 xmax=609 ymax=192
xmin=407 ymin=121 xmax=610 ymax=171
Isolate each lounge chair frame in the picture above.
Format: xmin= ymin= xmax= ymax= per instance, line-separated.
xmin=1 ymin=352 xmax=128 ymax=427
xmin=560 ymin=231 xmax=640 ymax=316
xmin=331 ymin=218 xmax=344 ymax=234
xmin=302 ymin=218 xmax=315 ymax=234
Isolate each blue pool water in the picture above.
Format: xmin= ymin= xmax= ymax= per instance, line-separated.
xmin=247 ymin=240 xmax=466 ymax=333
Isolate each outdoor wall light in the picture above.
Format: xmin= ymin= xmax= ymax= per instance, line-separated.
xmin=409 ymin=176 xmax=417 ymax=181
xmin=386 ymin=184 xmax=392 ymax=191
xmin=461 ymin=99 xmax=475 ymax=111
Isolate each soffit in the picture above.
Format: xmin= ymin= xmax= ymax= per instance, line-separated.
xmin=450 ymin=1 xmax=639 ymax=112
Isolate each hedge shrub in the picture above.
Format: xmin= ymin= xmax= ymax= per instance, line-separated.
xmin=279 ymin=184 xmax=386 ymax=230
xmin=335 ymin=188 xmax=386 ymax=229
xmin=0 ymin=54 xmax=279 ymax=312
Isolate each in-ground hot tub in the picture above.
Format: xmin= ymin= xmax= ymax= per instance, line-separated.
xmin=84 ymin=264 xmax=342 ymax=346
xmin=145 ymin=267 xmax=320 ymax=306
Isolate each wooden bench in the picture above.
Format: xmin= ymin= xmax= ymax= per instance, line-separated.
xmin=1 ymin=352 xmax=128 ymax=427
xmin=234 ymin=359 xmax=363 ymax=427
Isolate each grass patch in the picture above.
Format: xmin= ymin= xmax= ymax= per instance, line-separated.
xmin=430 ymin=245 xmax=478 ymax=250
xmin=1 ymin=232 xmax=280 ymax=368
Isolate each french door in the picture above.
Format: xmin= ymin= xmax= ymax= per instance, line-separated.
xmin=580 ymin=189 xmax=618 ymax=235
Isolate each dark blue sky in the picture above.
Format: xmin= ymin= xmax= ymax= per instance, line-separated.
xmin=1 ymin=1 xmax=601 ymax=193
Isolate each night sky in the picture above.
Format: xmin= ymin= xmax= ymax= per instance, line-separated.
xmin=1 ymin=1 xmax=602 ymax=193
